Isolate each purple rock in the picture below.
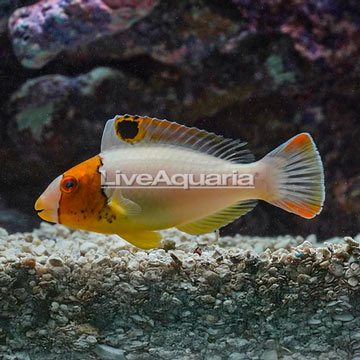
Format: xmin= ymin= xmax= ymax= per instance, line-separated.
xmin=232 ymin=0 xmax=360 ymax=67
xmin=0 ymin=0 xmax=38 ymax=33
xmin=8 ymin=0 xmax=158 ymax=68
xmin=67 ymin=1 xmax=243 ymax=70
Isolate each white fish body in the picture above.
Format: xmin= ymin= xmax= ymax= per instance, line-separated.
xmin=101 ymin=145 xmax=263 ymax=230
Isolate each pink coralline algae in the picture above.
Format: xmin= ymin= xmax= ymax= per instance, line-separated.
xmin=8 ymin=0 xmax=158 ymax=69
xmin=232 ymin=0 xmax=360 ymax=68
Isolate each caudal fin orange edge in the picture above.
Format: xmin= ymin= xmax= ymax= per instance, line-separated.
xmin=282 ymin=200 xmax=321 ymax=219
xmin=285 ymin=133 xmax=311 ymax=152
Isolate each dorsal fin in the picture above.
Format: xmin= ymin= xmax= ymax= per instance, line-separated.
xmin=101 ymin=114 xmax=254 ymax=163
xmin=176 ymin=199 xmax=258 ymax=235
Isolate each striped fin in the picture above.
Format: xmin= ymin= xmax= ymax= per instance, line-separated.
xmin=176 ymin=199 xmax=257 ymax=235
xmin=101 ymin=114 xmax=254 ymax=163
xmin=262 ymin=133 xmax=325 ymax=219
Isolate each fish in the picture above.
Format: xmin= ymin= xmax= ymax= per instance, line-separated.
xmin=35 ymin=114 xmax=325 ymax=249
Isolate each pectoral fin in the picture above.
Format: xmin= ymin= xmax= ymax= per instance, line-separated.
xmin=118 ymin=231 xmax=162 ymax=249
xmin=107 ymin=192 xmax=142 ymax=217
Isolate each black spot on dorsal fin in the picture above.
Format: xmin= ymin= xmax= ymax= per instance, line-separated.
xmin=116 ymin=119 xmax=139 ymax=140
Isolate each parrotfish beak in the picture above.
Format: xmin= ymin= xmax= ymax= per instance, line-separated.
xmin=35 ymin=175 xmax=62 ymax=223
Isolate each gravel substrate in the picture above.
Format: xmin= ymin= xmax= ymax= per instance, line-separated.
xmin=0 ymin=223 xmax=360 ymax=360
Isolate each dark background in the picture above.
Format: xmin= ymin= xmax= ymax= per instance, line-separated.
xmin=0 ymin=0 xmax=359 ymax=238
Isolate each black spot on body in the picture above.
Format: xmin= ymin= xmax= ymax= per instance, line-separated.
xmin=123 ymin=114 xmax=130 ymax=119
xmin=116 ymin=120 xmax=139 ymax=140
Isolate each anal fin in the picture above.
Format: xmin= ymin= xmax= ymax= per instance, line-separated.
xmin=118 ymin=230 xmax=162 ymax=249
xmin=177 ymin=199 xmax=257 ymax=235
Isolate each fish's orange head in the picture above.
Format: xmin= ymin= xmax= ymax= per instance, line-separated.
xmin=35 ymin=155 xmax=107 ymax=231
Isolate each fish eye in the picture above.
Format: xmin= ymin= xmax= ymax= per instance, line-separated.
xmin=60 ymin=176 xmax=79 ymax=194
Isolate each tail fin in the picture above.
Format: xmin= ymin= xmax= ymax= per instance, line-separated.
xmin=262 ymin=133 xmax=325 ymax=219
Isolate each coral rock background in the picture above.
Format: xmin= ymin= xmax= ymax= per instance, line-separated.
xmin=0 ymin=0 xmax=359 ymax=237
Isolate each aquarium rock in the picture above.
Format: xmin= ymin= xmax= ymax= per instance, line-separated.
xmin=0 ymin=224 xmax=360 ymax=359
xmin=0 ymin=0 xmax=38 ymax=33
xmin=231 ymin=0 xmax=360 ymax=68
xmin=8 ymin=0 xmax=158 ymax=68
